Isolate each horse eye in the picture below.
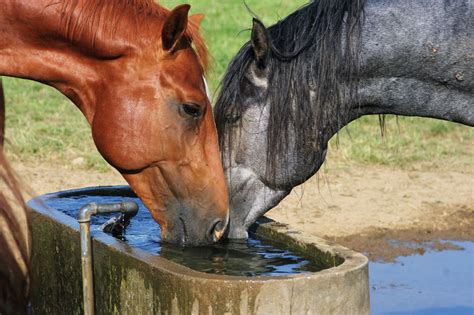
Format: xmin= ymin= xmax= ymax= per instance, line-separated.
xmin=182 ymin=103 xmax=203 ymax=118
xmin=226 ymin=114 xmax=241 ymax=124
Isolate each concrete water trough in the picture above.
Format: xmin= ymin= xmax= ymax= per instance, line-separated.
xmin=28 ymin=186 xmax=369 ymax=314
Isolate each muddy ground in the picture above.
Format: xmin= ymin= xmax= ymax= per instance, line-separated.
xmin=13 ymin=160 xmax=473 ymax=262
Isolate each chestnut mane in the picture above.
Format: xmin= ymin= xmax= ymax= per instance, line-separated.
xmin=57 ymin=0 xmax=208 ymax=69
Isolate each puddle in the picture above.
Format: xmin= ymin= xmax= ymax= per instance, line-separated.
xmin=370 ymin=241 xmax=474 ymax=315
xmin=44 ymin=193 xmax=326 ymax=277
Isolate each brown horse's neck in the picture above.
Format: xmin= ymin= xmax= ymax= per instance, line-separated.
xmin=0 ymin=0 xmax=162 ymax=123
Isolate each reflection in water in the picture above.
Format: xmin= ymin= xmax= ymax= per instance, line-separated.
xmin=45 ymin=194 xmax=323 ymax=277
xmin=160 ymin=238 xmax=323 ymax=276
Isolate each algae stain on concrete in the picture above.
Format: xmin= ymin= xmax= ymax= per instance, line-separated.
xmin=191 ymin=298 xmax=200 ymax=314
xmin=239 ymin=289 xmax=249 ymax=315
xmin=119 ymin=269 xmax=154 ymax=314
xmin=171 ymin=295 xmax=180 ymax=314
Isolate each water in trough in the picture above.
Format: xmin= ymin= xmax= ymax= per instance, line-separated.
xmin=44 ymin=193 xmax=325 ymax=277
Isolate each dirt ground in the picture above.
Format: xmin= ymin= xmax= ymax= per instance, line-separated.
xmin=13 ymin=160 xmax=474 ymax=262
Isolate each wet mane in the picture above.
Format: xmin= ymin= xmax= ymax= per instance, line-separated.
xmin=57 ymin=0 xmax=208 ymax=70
xmin=215 ymin=0 xmax=365 ymax=182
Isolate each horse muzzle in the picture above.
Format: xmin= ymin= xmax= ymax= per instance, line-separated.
xmin=162 ymin=208 xmax=229 ymax=246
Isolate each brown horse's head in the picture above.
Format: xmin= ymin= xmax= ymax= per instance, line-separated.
xmin=90 ymin=5 xmax=228 ymax=245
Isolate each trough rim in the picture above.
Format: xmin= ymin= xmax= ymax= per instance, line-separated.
xmin=27 ymin=185 xmax=368 ymax=283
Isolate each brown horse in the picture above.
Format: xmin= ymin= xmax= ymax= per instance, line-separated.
xmin=0 ymin=153 xmax=30 ymax=314
xmin=0 ymin=0 xmax=229 ymax=246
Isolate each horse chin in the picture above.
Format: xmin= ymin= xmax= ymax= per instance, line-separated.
xmin=227 ymin=222 xmax=249 ymax=239
xmin=226 ymin=166 xmax=290 ymax=239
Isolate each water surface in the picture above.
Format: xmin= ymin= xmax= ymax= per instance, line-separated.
xmin=370 ymin=241 xmax=474 ymax=315
xmin=44 ymin=193 xmax=325 ymax=277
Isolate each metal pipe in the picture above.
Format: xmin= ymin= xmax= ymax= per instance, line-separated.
xmin=78 ymin=202 xmax=138 ymax=315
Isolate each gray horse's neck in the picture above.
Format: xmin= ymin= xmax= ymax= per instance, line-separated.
xmin=256 ymin=0 xmax=473 ymax=226
xmin=226 ymin=0 xmax=473 ymax=239
xmin=351 ymin=0 xmax=473 ymax=126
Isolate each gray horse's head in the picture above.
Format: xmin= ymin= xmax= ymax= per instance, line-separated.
xmin=213 ymin=29 xmax=296 ymax=237
xmin=214 ymin=0 xmax=364 ymax=238
xmin=215 ymin=0 xmax=474 ymax=239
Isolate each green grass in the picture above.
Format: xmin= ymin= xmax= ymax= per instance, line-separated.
xmin=3 ymin=0 xmax=473 ymax=172
xmin=328 ymin=116 xmax=473 ymax=170
xmin=3 ymin=78 xmax=109 ymax=171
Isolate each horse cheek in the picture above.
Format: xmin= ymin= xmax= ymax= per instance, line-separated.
xmin=91 ymin=110 xmax=151 ymax=171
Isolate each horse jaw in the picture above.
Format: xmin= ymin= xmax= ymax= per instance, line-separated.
xmin=226 ymin=166 xmax=289 ymax=239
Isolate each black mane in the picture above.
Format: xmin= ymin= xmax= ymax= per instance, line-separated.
xmin=215 ymin=0 xmax=365 ymax=183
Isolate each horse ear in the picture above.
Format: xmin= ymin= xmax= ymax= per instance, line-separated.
xmin=251 ymin=18 xmax=269 ymax=67
xmin=162 ymin=4 xmax=190 ymax=52
xmin=190 ymin=13 xmax=205 ymax=29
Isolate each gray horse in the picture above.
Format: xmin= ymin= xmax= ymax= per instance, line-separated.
xmin=214 ymin=0 xmax=473 ymax=239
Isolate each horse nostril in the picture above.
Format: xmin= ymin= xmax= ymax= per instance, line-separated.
xmin=207 ymin=219 xmax=227 ymax=242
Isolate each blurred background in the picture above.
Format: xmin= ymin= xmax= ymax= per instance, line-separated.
xmin=3 ymin=0 xmax=472 ymax=174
